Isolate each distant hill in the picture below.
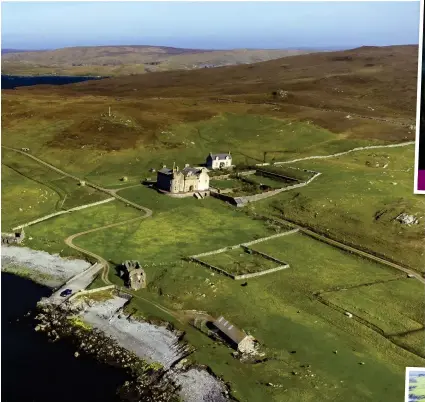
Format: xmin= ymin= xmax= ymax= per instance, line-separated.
xmin=11 ymin=44 xmax=417 ymax=148
xmin=1 ymin=45 xmax=317 ymax=76
xmin=1 ymin=48 xmax=43 ymax=55
xmin=44 ymin=44 xmax=418 ymax=119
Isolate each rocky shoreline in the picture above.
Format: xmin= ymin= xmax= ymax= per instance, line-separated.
xmin=35 ymin=302 xmax=182 ymax=402
xmin=3 ymin=245 xmax=233 ymax=402
xmin=35 ymin=294 xmax=232 ymax=402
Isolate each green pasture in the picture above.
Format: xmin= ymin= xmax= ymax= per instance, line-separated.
xmin=124 ymin=231 xmax=424 ymax=402
xmin=322 ymin=278 xmax=425 ymax=334
xmin=199 ymin=247 xmax=278 ymax=275
xmin=253 ymin=145 xmax=425 ymax=271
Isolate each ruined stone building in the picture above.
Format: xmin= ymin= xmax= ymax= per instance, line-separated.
xmin=212 ymin=315 xmax=256 ymax=353
xmin=206 ymin=152 xmax=232 ymax=170
xmin=118 ymin=260 xmax=147 ymax=291
xmin=156 ymin=164 xmax=210 ymax=195
xmin=1 ymin=229 xmax=25 ymax=245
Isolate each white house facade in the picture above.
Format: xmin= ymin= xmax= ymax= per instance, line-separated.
xmin=206 ymin=152 xmax=232 ymax=170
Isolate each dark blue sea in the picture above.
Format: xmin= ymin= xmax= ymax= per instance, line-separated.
xmin=1 ymin=273 xmax=127 ymax=402
xmin=1 ymin=75 xmax=103 ymax=89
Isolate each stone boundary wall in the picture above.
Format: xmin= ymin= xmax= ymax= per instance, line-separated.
xmin=236 ymin=170 xmax=257 ymax=177
xmin=273 ymin=141 xmax=415 ymax=166
xmin=190 ymin=229 xmax=298 ymax=259
xmin=12 ymin=197 xmax=115 ymax=231
xmin=62 ymin=263 xmax=103 ymax=288
xmin=189 ymin=257 xmax=235 ymax=279
xmin=209 ymin=174 xmax=231 ymax=180
xmin=189 ymin=229 xmax=297 ymax=279
xmin=234 ymin=264 xmax=290 ymax=280
xmin=241 ymin=228 xmax=299 ymax=246
xmin=255 ymin=168 xmax=299 ymax=183
xmin=234 ymin=172 xmax=322 ymax=205
xmin=190 ymin=244 xmax=241 ymax=259
xmin=241 ymin=246 xmax=288 ymax=265
xmin=210 ymin=191 xmax=240 ymax=206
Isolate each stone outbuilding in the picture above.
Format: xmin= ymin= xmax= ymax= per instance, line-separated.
xmin=156 ymin=164 xmax=210 ymax=196
xmin=206 ymin=152 xmax=232 ymax=170
xmin=212 ymin=315 xmax=256 ymax=353
xmin=1 ymin=229 xmax=25 ymax=245
xmin=118 ymin=260 xmax=147 ymax=291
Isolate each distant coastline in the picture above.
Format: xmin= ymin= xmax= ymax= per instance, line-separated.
xmin=1 ymin=74 xmax=105 ymax=89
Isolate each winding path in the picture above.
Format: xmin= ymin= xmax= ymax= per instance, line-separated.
xmin=2 ymin=145 xmax=153 ymax=286
xmin=64 ymin=214 xmax=151 ymax=285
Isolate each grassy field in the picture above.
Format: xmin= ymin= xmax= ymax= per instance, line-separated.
xmin=73 ymin=197 xmax=274 ymax=266
xmin=321 ymin=278 xmax=425 ymax=334
xmin=115 ymin=231 xmax=424 ymax=402
xmin=1 ymin=148 xmax=109 ymax=229
xmin=391 ymin=330 xmax=425 ymax=359
xmin=23 ymin=200 xmax=142 ymax=258
xmin=209 ymin=178 xmax=242 ymax=190
xmin=244 ymin=174 xmax=290 ymax=189
xmin=253 ymin=145 xmax=425 ymax=271
xmin=199 ymin=247 xmax=278 ymax=275
xmin=2 ymin=105 xmax=378 ymax=187
xmin=1 ymin=45 xmax=422 ymax=402
xmin=1 ymin=164 xmax=60 ymax=230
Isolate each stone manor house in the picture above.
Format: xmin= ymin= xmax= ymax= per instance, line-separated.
xmin=156 ymin=164 xmax=210 ymax=196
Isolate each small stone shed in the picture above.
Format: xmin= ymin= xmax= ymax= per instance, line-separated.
xmin=118 ymin=260 xmax=147 ymax=291
xmin=212 ymin=315 xmax=255 ymax=353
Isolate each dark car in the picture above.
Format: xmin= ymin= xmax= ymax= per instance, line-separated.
xmin=60 ymin=289 xmax=72 ymax=297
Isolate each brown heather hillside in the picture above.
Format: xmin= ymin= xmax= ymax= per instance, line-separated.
xmin=2 ymin=45 xmax=418 ymax=153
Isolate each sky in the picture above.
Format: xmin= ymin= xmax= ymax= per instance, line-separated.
xmin=1 ymin=1 xmax=421 ymax=50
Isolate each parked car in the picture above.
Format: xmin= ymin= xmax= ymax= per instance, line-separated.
xmin=60 ymin=289 xmax=72 ymax=297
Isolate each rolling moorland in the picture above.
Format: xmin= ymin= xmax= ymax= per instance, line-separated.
xmin=2 ymin=44 xmax=425 ymax=402
xmin=1 ymin=45 xmax=314 ymax=76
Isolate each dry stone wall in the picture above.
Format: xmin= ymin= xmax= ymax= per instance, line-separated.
xmin=241 ymin=246 xmax=288 ymax=265
xmin=234 ymin=264 xmax=290 ymax=280
xmin=189 ymin=258 xmax=235 ymax=278
xmin=273 ymin=141 xmax=415 ymax=166
xmin=12 ymin=198 xmax=115 ymax=231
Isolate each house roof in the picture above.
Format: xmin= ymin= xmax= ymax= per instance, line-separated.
xmin=158 ymin=167 xmax=173 ymax=175
xmin=157 ymin=166 xmax=207 ymax=177
xmin=212 ymin=316 xmax=247 ymax=345
xmin=208 ymin=153 xmax=231 ymax=160
xmin=181 ymin=166 xmax=203 ymax=176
